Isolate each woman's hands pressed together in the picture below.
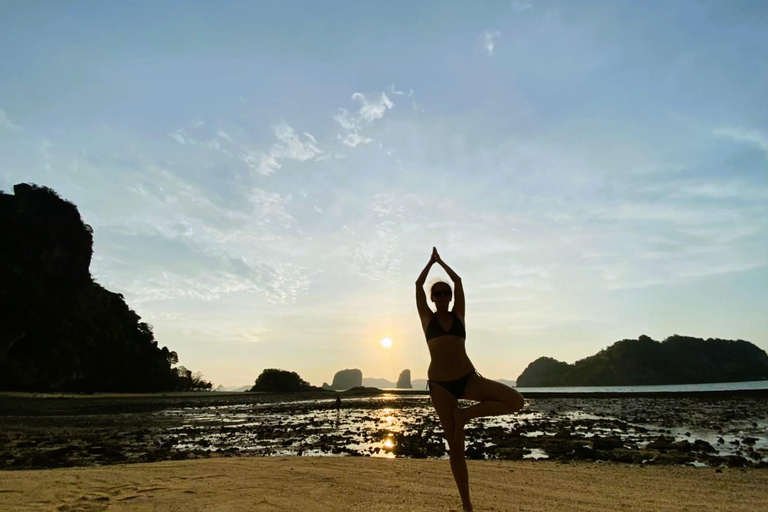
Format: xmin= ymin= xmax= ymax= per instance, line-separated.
xmin=432 ymin=246 xmax=442 ymax=264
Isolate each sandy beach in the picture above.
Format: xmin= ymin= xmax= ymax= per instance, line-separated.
xmin=2 ymin=457 xmax=767 ymax=512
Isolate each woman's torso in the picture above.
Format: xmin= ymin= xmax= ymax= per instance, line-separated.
xmin=421 ymin=310 xmax=474 ymax=380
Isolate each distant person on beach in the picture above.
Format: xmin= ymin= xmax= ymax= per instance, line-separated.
xmin=416 ymin=247 xmax=525 ymax=512
xmin=335 ymin=395 xmax=342 ymax=411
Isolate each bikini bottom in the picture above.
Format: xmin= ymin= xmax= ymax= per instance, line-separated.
xmin=428 ymin=370 xmax=480 ymax=400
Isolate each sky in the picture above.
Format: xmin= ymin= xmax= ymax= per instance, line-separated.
xmin=1 ymin=0 xmax=766 ymax=388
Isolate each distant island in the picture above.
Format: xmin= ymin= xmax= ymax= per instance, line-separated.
xmin=516 ymin=334 xmax=768 ymax=387
xmin=396 ymin=369 xmax=412 ymax=389
xmin=214 ymin=384 xmax=252 ymax=392
xmin=323 ymin=368 xmax=414 ymax=390
xmin=322 ymin=368 xmax=514 ymax=391
xmin=0 ymin=183 xmax=211 ymax=393
xmin=322 ymin=369 xmax=363 ymax=390
xmin=249 ymin=369 xmax=324 ymax=392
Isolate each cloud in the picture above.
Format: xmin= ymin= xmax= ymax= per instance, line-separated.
xmin=229 ymin=328 xmax=269 ymax=343
xmin=353 ymin=92 xmax=394 ymax=123
xmin=201 ymin=138 xmax=221 ymax=150
xmin=333 ymin=91 xmax=394 ymax=148
xmin=0 ymin=108 xmax=19 ymax=130
xmin=114 ymin=261 xmax=310 ymax=306
xmin=242 ymin=123 xmax=324 ymax=176
xmin=389 ymin=84 xmax=414 ymax=97
xmin=339 ymin=132 xmax=373 ymax=147
xmin=168 ymin=121 xmax=236 ymax=155
xmin=39 ymin=139 xmax=52 ymax=170
xmin=511 ymin=0 xmax=533 ymax=13
xmin=371 ymin=192 xmax=406 ymax=218
xmin=335 ymin=192 xmax=409 ymax=281
xmin=168 ymin=129 xmax=194 ymax=145
xmin=713 ymin=127 xmax=768 ymax=154
xmin=248 ymin=187 xmax=295 ymax=227
xmin=481 ymin=30 xmax=501 ymax=56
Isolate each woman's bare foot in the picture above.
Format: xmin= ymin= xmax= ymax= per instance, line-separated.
xmin=452 ymin=408 xmax=466 ymax=445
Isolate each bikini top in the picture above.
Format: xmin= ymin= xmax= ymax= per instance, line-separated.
xmin=425 ymin=311 xmax=466 ymax=342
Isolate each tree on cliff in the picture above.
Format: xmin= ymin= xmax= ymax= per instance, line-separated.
xmin=516 ymin=334 xmax=768 ymax=387
xmin=0 ymin=183 xmax=211 ymax=392
xmin=249 ymin=369 xmax=320 ymax=392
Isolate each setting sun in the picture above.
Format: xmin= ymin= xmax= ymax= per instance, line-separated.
xmin=380 ymin=337 xmax=392 ymax=349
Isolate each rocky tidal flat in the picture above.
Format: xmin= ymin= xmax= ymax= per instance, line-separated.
xmin=1 ymin=392 xmax=767 ymax=470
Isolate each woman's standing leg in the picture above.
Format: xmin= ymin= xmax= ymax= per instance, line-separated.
xmin=430 ymin=382 xmax=473 ymax=512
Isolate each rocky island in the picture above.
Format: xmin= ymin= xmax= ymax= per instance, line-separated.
xmin=517 ymin=334 xmax=768 ymax=387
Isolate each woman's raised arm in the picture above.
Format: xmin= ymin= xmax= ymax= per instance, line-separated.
xmin=415 ymin=250 xmax=437 ymax=319
xmin=435 ymin=252 xmax=464 ymax=318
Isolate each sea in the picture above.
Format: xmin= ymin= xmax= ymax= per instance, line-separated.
xmin=378 ymin=379 xmax=768 ymax=394
xmin=159 ymin=380 xmax=768 ymax=464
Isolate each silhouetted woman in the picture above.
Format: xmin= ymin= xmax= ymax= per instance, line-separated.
xmin=416 ymin=247 xmax=525 ymax=512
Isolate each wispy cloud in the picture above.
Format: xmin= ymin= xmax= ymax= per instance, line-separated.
xmin=511 ymin=0 xmax=533 ymax=13
xmin=339 ymin=132 xmax=373 ymax=147
xmin=0 ymin=108 xmax=19 ymax=131
xmin=481 ymin=30 xmax=501 ymax=56
xmin=168 ymin=129 xmax=194 ymax=145
xmin=333 ymin=91 xmax=394 ymax=147
xmin=114 ymin=260 xmax=310 ymax=305
xmin=248 ymin=187 xmax=295 ymax=228
xmin=389 ymin=84 xmax=414 ymax=97
xmin=39 ymin=139 xmax=52 ymax=170
xmin=242 ymin=123 xmax=324 ymax=176
xmin=229 ymin=328 xmax=269 ymax=343
xmin=713 ymin=127 xmax=768 ymax=154
xmin=336 ymin=192 xmax=410 ymax=281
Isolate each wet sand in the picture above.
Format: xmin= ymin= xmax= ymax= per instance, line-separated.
xmin=2 ymin=457 xmax=767 ymax=511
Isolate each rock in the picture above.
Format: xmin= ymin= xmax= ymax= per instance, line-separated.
xmin=492 ymin=447 xmax=525 ymax=460
xmin=693 ymin=440 xmax=715 ymax=453
xmin=0 ymin=183 xmax=209 ymax=393
xmin=516 ymin=357 xmax=570 ymax=387
xmin=647 ymin=435 xmax=676 ymax=451
xmin=329 ymin=369 xmax=363 ymax=390
xmin=465 ymin=446 xmax=485 ymax=460
xmin=591 ymin=435 xmax=624 ymax=451
xmin=725 ymin=455 xmax=749 ymax=468
xmin=396 ymin=369 xmax=412 ymax=389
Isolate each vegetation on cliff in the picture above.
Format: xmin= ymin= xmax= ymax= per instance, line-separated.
xmin=0 ymin=183 xmax=211 ymax=392
xmin=249 ymin=369 xmax=322 ymax=392
xmin=516 ymin=335 xmax=768 ymax=387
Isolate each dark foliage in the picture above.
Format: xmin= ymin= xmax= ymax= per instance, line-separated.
xmin=516 ymin=334 xmax=768 ymax=387
xmin=250 ymin=369 xmax=321 ymax=392
xmin=0 ymin=183 xmax=211 ymax=392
